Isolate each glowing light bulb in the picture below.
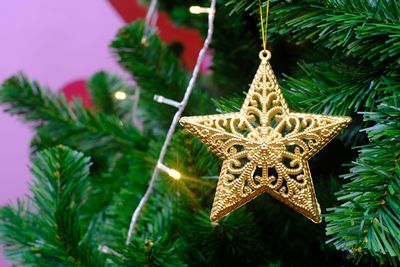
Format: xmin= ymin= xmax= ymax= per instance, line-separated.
xmin=168 ymin=168 xmax=181 ymax=180
xmin=189 ymin=6 xmax=212 ymax=14
xmin=115 ymin=91 xmax=127 ymax=100
xmin=158 ymin=163 xmax=182 ymax=180
xmin=189 ymin=5 xmax=202 ymax=14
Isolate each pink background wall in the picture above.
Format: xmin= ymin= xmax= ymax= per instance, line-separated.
xmin=0 ymin=1 xmax=125 ymax=266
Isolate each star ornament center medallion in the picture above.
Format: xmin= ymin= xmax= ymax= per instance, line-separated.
xmin=180 ymin=50 xmax=351 ymax=223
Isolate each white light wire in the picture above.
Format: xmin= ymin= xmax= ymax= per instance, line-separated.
xmin=125 ymin=0 xmax=217 ymax=245
xmin=144 ymin=0 xmax=158 ymax=39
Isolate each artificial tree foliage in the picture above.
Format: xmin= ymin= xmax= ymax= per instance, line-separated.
xmin=1 ymin=0 xmax=399 ymax=266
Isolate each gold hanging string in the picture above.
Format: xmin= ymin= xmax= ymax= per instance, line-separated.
xmin=259 ymin=0 xmax=270 ymax=51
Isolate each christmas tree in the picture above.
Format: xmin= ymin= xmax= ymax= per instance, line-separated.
xmin=1 ymin=0 xmax=399 ymax=266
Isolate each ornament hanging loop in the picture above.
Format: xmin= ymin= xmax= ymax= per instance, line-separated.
xmin=259 ymin=0 xmax=270 ymax=52
xmin=259 ymin=50 xmax=271 ymax=61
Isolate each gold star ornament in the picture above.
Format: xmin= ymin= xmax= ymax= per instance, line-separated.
xmin=180 ymin=51 xmax=351 ymax=223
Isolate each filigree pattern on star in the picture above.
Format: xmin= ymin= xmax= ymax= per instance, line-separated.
xmin=180 ymin=50 xmax=351 ymax=223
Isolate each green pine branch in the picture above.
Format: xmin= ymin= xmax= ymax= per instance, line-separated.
xmin=111 ymin=20 xmax=214 ymax=134
xmin=227 ymin=0 xmax=400 ymax=68
xmin=270 ymin=0 xmax=400 ymax=68
xmin=0 ymin=74 xmax=150 ymax=226
xmin=0 ymin=74 xmax=146 ymax=152
xmin=325 ymin=92 xmax=400 ymax=265
xmin=97 ymin=155 xmax=186 ymax=266
xmin=177 ymin=208 xmax=264 ymax=266
xmin=87 ymin=71 xmax=136 ymax=119
xmin=281 ymin=62 xmax=399 ymax=115
xmin=1 ymin=1 xmax=398 ymax=265
xmin=0 ymin=146 xmax=104 ymax=266
xmin=152 ymin=2 xmax=261 ymax=95
xmin=119 ymin=195 xmax=187 ymax=267
xmin=227 ymin=0 xmax=400 ymax=23
xmin=111 ymin=20 xmax=189 ymax=99
xmin=0 ymin=202 xmax=46 ymax=265
xmin=213 ymin=66 xmax=398 ymax=121
xmin=120 ymin=238 xmax=187 ymax=267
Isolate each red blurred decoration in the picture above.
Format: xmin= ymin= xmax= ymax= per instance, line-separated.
xmin=108 ymin=0 xmax=205 ymax=70
xmin=60 ymin=80 xmax=94 ymax=109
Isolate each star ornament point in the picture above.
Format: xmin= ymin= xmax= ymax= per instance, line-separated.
xmin=180 ymin=50 xmax=351 ymax=223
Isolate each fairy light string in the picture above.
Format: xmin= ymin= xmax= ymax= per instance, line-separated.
xmin=125 ymin=0 xmax=217 ymax=245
